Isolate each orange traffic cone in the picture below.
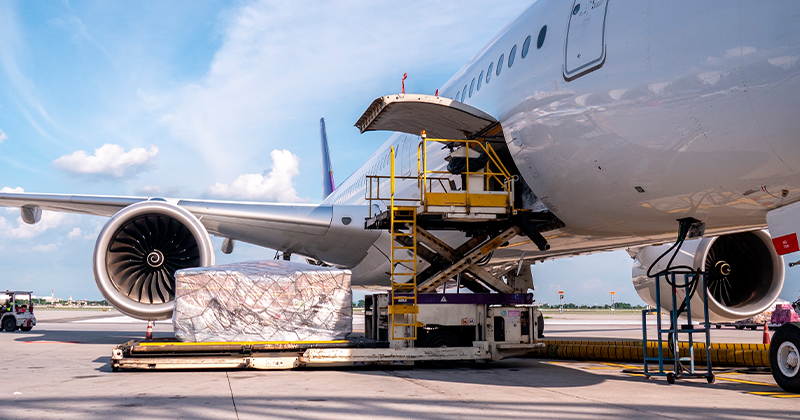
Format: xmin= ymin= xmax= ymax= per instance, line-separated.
xmin=146 ymin=319 xmax=153 ymax=340
xmin=763 ymin=321 xmax=770 ymax=345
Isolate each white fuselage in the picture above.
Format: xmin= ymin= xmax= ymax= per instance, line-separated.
xmin=321 ymin=0 xmax=800 ymax=285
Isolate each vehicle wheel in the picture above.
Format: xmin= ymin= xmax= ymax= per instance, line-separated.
xmin=715 ymin=325 xmax=722 ymax=329
xmin=770 ymin=322 xmax=800 ymax=393
xmin=749 ymin=326 xmax=758 ymax=331
xmin=667 ymin=372 xmax=676 ymax=384
xmin=2 ymin=316 xmax=16 ymax=332
xmin=20 ymin=326 xmax=32 ymax=332
xmin=421 ymin=330 xmax=460 ymax=368
xmin=423 ymin=330 xmax=459 ymax=348
xmin=537 ymin=312 xmax=545 ymax=338
xmin=707 ymin=373 xmax=715 ymax=384
xmin=736 ymin=326 xmax=744 ymax=330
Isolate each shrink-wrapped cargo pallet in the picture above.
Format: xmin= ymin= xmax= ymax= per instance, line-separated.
xmin=173 ymin=260 xmax=352 ymax=342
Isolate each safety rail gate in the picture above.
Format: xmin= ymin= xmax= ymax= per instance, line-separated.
xmin=367 ymin=132 xmax=518 ymax=340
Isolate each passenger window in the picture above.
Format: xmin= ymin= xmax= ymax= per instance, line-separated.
xmin=497 ymin=54 xmax=504 ymax=76
xmin=509 ymin=45 xmax=517 ymax=67
xmin=462 ymin=85 xmax=468 ymax=101
xmin=537 ymin=25 xmax=547 ymax=49
xmin=487 ymin=63 xmax=493 ymax=83
xmin=477 ymin=71 xmax=484 ymax=91
xmin=469 ymin=78 xmax=475 ymax=97
xmin=522 ymin=35 xmax=531 ymax=58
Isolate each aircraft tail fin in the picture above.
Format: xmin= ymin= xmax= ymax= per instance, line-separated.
xmin=320 ymin=118 xmax=335 ymax=199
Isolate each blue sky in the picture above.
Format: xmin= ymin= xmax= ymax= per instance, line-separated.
xmin=0 ymin=1 xmax=797 ymax=306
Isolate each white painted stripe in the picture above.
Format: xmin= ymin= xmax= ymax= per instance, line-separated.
xmin=73 ymin=316 xmax=157 ymax=324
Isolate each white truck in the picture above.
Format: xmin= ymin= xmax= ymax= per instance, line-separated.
xmin=1 ymin=291 xmax=37 ymax=332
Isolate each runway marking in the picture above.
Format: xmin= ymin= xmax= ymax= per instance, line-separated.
xmin=714 ymin=377 xmax=779 ymax=387
xmin=599 ymin=362 xmax=641 ymax=369
xmin=747 ymin=391 xmax=800 ymax=398
xmin=72 ymin=316 xmax=153 ymax=324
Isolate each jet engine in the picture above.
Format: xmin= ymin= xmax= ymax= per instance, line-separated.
xmin=93 ymin=201 xmax=215 ymax=320
xmin=632 ymin=231 xmax=784 ymax=323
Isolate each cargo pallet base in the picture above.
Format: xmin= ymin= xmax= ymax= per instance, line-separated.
xmin=111 ymin=293 xmax=544 ymax=371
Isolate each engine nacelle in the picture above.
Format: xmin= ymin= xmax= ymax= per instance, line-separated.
xmin=93 ymin=201 xmax=215 ymax=320
xmin=632 ymin=231 xmax=784 ymax=323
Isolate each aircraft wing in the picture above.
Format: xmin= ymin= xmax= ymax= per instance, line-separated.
xmin=0 ymin=192 xmax=143 ymax=217
xmin=0 ymin=192 xmax=379 ymax=268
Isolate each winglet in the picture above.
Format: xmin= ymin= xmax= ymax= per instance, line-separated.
xmin=320 ymin=118 xmax=335 ymax=199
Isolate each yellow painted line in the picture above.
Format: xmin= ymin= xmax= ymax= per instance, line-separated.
xmin=749 ymin=392 xmax=789 ymax=396
xmin=600 ymin=362 xmax=641 ymax=370
xmin=773 ymin=394 xmax=800 ymax=398
xmin=586 ymin=367 xmax=620 ymax=370
xmin=138 ymin=340 xmax=350 ymax=347
xmin=628 ymin=373 xmax=646 ymax=377
xmin=717 ymin=372 xmax=744 ymax=375
xmin=715 ymin=377 xmax=779 ymax=387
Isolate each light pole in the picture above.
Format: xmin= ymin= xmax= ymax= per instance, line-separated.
xmin=559 ymin=291 xmax=564 ymax=314
xmin=610 ymin=291 xmax=616 ymax=314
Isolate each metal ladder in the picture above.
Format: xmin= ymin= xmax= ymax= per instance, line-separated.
xmin=389 ymin=146 xmax=419 ymax=341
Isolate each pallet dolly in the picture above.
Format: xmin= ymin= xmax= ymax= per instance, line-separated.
xmin=642 ymin=272 xmax=715 ymax=384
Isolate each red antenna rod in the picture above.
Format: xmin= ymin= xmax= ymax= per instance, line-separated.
xmin=401 ymin=73 xmax=408 ymax=94
xmin=435 ymin=89 xmax=439 ymax=97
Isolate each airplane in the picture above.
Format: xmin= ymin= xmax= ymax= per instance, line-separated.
xmin=1 ymin=0 xmax=799 ymax=338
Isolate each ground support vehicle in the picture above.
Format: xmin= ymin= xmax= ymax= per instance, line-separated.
xmin=1 ymin=291 xmax=36 ymax=332
xmin=770 ymin=322 xmax=800 ymax=392
xmin=110 ymin=292 xmax=543 ymax=371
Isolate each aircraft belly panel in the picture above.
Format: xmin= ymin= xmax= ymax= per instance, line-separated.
xmin=506 ymin=1 xmax=800 ymax=238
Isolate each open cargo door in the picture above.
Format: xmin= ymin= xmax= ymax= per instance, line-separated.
xmin=355 ymin=94 xmax=499 ymax=139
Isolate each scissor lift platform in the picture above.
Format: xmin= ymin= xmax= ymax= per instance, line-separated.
xmin=111 ymin=292 xmax=544 ymax=371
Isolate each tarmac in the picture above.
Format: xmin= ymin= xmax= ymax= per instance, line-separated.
xmin=1 ymin=309 xmax=798 ymax=419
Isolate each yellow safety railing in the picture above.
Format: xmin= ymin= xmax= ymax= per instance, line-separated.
xmin=418 ymin=132 xmax=515 ymax=213
xmin=365 ymin=133 xmax=515 ymax=216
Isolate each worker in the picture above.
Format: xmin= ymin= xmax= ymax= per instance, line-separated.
xmin=446 ymin=145 xmax=489 ymax=190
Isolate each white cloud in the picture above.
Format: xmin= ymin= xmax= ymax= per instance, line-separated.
xmin=32 ymin=243 xmax=58 ymax=252
xmin=0 ymin=211 xmax=75 ymax=239
xmin=67 ymin=227 xmax=81 ymax=239
xmin=769 ymin=55 xmax=799 ymax=70
xmin=53 ymin=143 xmax=158 ymax=178
xmin=205 ymin=149 xmax=304 ymax=202
xmin=135 ymin=184 xmax=181 ymax=197
xmin=698 ymin=70 xmax=723 ymax=86
xmin=724 ymin=46 xmax=757 ymax=59
xmin=0 ymin=129 xmax=7 ymax=143
xmin=154 ymin=1 xmax=527 ymax=177
xmin=0 ymin=186 xmax=23 ymax=193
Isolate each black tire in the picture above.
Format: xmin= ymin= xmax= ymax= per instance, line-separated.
xmin=667 ymin=372 xmax=676 ymax=384
xmin=715 ymin=325 xmax=722 ymax=329
xmin=749 ymin=326 xmax=758 ymax=331
xmin=707 ymin=373 xmax=715 ymax=384
xmin=421 ymin=330 xmax=460 ymax=368
xmin=2 ymin=316 xmax=16 ymax=332
xmin=423 ymin=330 xmax=460 ymax=348
xmin=20 ymin=326 xmax=32 ymax=332
xmin=537 ymin=312 xmax=545 ymax=338
xmin=736 ymin=326 xmax=744 ymax=330
xmin=770 ymin=322 xmax=800 ymax=393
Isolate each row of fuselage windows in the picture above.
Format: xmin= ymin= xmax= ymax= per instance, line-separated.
xmin=454 ymin=24 xmax=548 ymax=103
xmin=334 ymin=152 xmax=392 ymax=203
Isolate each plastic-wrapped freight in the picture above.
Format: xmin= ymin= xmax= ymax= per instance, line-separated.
xmin=173 ymin=260 xmax=352 ymax=342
